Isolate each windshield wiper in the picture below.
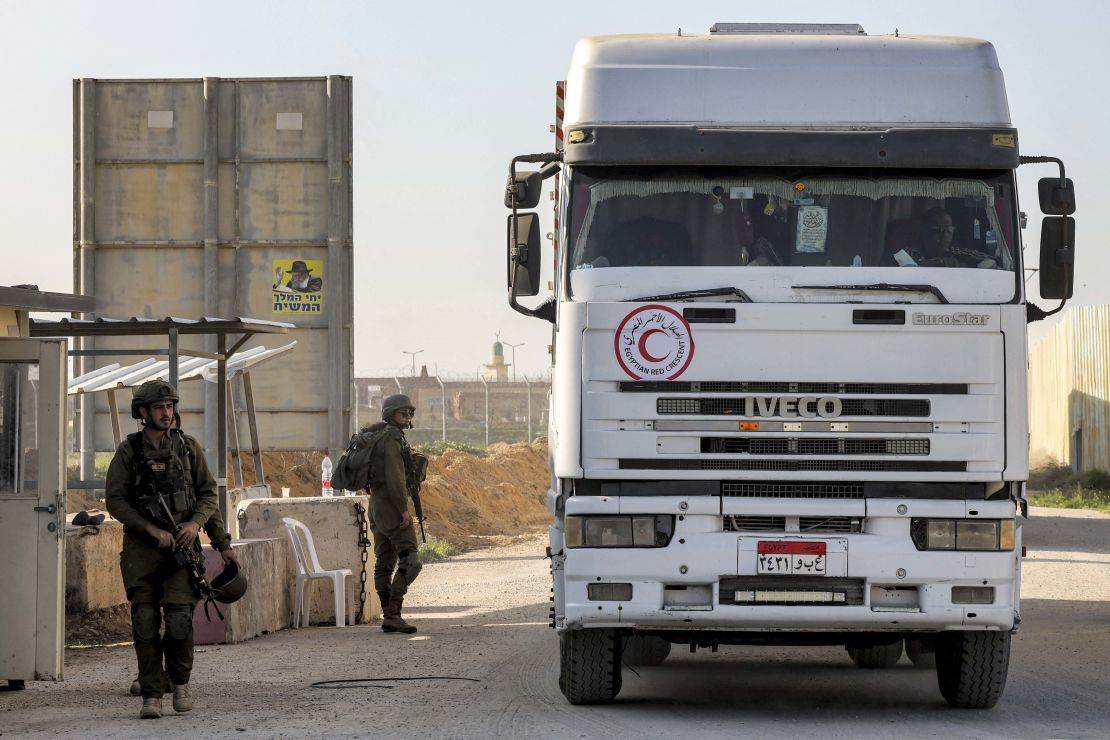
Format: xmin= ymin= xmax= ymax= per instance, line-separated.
xmin=633 ymin=287 xmax=753 ymax=303
xmin=792 ymin=283 xmax=949 ymax=304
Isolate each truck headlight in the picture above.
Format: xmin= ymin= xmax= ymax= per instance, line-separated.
xmin=565 ymin=515 xmax=674 ymax=548
xmin=910 ymin=518 xmax=1015 ymax=551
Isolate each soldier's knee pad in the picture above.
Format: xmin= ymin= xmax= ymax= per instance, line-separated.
xmin=163 ymin=604 xmax=195 ymax=641
xmin=398 ymin=550 xmax=423 ymax=582
xmin=131 ymin=603 xmax=161 ymax=644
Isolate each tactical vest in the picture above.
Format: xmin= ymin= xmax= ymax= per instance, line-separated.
xmin=127 ymin=430 xmax=196 ymax=520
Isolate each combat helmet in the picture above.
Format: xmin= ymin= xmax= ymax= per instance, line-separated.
xmin=381 ymin=393 xmax=416 ymax=422
xmin=130 ymin=379 xmax=180 ymax=419
xmin=210 ymin=560 xmax=249 ymax=604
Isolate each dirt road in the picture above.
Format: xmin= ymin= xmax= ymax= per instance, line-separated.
xmin=3 ymin=507 xmax=1109 ymax=738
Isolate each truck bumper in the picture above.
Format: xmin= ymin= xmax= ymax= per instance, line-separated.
xmin=562 ymin=530 xmax=1020 ymax=633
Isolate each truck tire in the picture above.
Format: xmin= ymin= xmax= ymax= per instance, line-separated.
xmin=559 ymin=629 xmax=623 ymax=704
xmin=847 ymin=640 xmax=903 ymax=669
xmin=905 ymin=638 xmax=937 ymax=669
xmin=934 ymin=630 xmax=1010 ymax=708
xmin=621 ymin=635 xmax=671 ymax=666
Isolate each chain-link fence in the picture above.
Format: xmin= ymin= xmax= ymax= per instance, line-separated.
xmin=353 ymin=375 xmax=550 ymax=448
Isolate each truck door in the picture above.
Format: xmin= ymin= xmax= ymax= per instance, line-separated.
xmin=0 ymin=338 xmax=66 ymax=683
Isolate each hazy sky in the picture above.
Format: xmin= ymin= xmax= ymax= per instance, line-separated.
xmin=2 ymin=0 xmax=1104 ymax=377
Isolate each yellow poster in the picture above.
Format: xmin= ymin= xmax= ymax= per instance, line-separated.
xmin=272 ymin=258 xmax=324 ymax=314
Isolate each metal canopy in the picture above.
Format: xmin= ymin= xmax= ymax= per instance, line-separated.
xmin=0 ymin=285 xmax=94 ymax=314
xmin=30 ymin=315 xmax=292 ymax=337
xmin=29 ymin=315 xmax=293 ymax=522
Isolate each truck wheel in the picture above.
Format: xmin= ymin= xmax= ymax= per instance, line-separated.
xmin=559 ymin=629 xmax=623 ymax=704
xmin=905 ymin=638 xmax=936 ymax=669
xmin=622 ymin=635 xmax=671 ymax=666
xmin=847 ymin=640 xmax=903 ymax=669
xmin=935 ymin=630 xmax=1010 ymax=708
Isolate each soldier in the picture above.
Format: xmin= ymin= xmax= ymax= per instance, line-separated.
xmin=367 ymin=394 xmax=424 ymax=634
xmin=105 ymin=380 xmax=232 ymax=719
xmin=128 ymin=506 xmax=238 ymax=697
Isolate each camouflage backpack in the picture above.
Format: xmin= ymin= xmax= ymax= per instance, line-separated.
xmin=330 ymin=428 xmax=390 ymax=492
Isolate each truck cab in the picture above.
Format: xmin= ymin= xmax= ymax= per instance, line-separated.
xmin=504 ymin=24 xmax=1076 ymax=708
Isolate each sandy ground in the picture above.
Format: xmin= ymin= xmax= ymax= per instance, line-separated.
xmin=4 ymin=506 xmax=1110 ymax=739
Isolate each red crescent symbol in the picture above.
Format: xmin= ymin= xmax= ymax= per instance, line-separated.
xmin=638 ymin=329 xmax=670 ymax=363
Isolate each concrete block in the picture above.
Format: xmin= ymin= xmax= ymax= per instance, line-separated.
xmin=65 ymin=519 xmax=126 ymax=611
xmin=237 ymin=496 xmax=379 ymax=625
xmin=193 ymin=538 xmax=290 ymax=644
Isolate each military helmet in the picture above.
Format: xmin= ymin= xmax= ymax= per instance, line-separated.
xmin=381 ymin=393 xmax=416 ymax=421
xmin=210 ymin=560 xmax=249 ymax=604
xmin=130 ymin=379 xmax=180 ymax=419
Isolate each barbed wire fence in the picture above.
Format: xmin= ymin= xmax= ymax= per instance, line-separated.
xmin=353 ymin=373 xmax=552 ymax=449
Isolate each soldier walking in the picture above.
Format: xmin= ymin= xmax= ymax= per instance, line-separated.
xmin=366 ymin=394 xmax=424 ymax=633
xmin=105 ymin=380 xmax=235 ymax=719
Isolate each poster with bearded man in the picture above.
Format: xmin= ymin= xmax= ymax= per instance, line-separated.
xmin=272 ymin=258 xmax=325 ymax=314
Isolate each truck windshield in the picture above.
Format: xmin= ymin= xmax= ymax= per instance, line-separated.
xmin=568 ymin=168 xmax=1017 ymax=273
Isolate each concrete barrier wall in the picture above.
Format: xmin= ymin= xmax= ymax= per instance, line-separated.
xmin=65 ymin=520 xmax=126 ymax=610
xmin=193 ymin=539 xmax=291 ymax=644
xmin=237 ymin=496 xmax=379 ymax=625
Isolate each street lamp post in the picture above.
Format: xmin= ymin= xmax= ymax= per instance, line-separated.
xmin=502 ymin=341 xmax=524 ymax=382
xmin=402 ymin=349 xmax=424 ymax=377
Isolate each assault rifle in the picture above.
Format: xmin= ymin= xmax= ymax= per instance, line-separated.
xmin=407 ymin=452 xmax=429 ymax=544
xmin=139 ymin=491 xmax=224 ymax=620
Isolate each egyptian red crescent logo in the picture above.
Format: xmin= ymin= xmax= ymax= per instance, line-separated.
xmin=614 ymin=305 xmax=695 ymax=380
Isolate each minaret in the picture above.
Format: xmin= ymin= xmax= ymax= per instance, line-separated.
xmin=483 ymin=333 xmax=510 ymax=381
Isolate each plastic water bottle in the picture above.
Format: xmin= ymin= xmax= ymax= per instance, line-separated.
xmin=321 ymin=454 xmax=333 ymax=497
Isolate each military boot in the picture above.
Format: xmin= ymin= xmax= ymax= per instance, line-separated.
xmin=172 ymin=683 xmax=193 ymax=713
xmin=140 ymin=697 xmax=162 ymax=719
xmin=376 ymin=590 xmax=391 ymax=621
xmin=381 ymin=595 xmax=417 ymax=634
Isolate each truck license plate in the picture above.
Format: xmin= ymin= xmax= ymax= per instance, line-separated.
xmin=757 ymin=541 xmax=827 ymax=576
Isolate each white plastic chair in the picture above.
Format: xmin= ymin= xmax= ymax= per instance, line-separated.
xmin=282 ymin=517 xmax=353 ymax=628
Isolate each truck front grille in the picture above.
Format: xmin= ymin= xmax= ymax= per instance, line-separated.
xmin=702 ymin=437 xmax=929 ymax=455
xmin=724 ymin=515 xmax=862 ymax=533
xmin=658 ymin=398 xmax=930 ymax=417
xmin=721 ymin=482 xmax=865 ymax=498
xmin=620 ymin=459 xmax=965 ymax=472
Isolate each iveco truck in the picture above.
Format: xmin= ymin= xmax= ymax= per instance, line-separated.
xmin=503 ymin=24 xmax=1076 ymax=708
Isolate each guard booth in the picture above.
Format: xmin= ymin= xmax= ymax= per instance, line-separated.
xmin=0 ymin=285 xmax=92 ymax=688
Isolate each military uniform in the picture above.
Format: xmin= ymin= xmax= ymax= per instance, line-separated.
xmin=105 ymin=428 xmax=221 ymax=700
xmin=365 ymin=403 xmax=424 ymax=632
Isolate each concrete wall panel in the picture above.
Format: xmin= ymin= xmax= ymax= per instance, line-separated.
xmin=93 ymin=165 xmax=204 ymax=242
xmin=94 ymin=81 xmax=204 ymax=160
xmin=238 ymin=162 xmax=328 ymax=242
xmin=93 ymin=248 xmax=206 ymax=316
xmin=237 ymin=79 xmax=328 ymax=159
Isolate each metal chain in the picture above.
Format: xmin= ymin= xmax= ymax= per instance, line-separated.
xmin=353 ymin=501 xmax=371 ymax=624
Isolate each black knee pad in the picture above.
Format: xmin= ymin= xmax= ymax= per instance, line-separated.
xmin=131 ymin=603 xmax=161 ymax=644
xmin=398 ymin=551 xmax=423 ymax=582
xmin=163 ymin=604 xmax=195 ymax=641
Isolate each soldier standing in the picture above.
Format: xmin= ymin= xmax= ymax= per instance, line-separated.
xmin=367 ymin=394 xmax=424 ymax=633
xmin=105 ymin=380 xmax=233 ymax=719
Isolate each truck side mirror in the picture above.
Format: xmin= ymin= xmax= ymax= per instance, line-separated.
xmin=1037 ymin=177 xmax=1076 ymax=215
xmin=507 ymin=213 xmax=542 ymax=297
xmin=1039 ymin=216 xmax=1075 ymax=300
xmin=504 ymin=171 xmax=543 ymax=209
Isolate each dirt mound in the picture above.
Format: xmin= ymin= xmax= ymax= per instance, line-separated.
xmin=419 ymin=441 xmax=550 ymax=547
xmin=72 ymin=443 xmax=552 ymax=548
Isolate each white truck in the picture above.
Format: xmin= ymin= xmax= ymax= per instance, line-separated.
xmin=504 ymin=24 xmax=1076 ymax=708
